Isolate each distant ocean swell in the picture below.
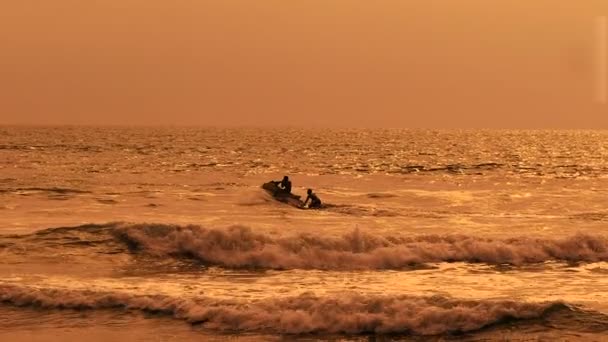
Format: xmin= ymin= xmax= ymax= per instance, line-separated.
xmin=4 ymin=223 xmax=608 ymax=270
xmin=0 ymin=283 xmax=572 ymax=335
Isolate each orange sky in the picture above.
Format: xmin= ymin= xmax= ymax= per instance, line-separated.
xmin=1 ymin=1 xmax=606 ymax=128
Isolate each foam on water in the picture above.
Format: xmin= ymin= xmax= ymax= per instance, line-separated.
xmin=4 ymin=223 xmax=608 ymax=270
xmin=0 ymin=283 xmax=582 ymax=335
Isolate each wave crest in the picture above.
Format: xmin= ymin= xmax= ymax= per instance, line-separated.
xmin=0 ymin=283 xmax=568 ymax=335
xmin=4 ymin=223 xmax=608 ymax=270
xmin=111 ymin=223 xmax=608 ymax=270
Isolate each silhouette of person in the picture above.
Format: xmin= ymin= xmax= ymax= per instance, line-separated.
xmin=303 ymin=188 xmax=322 ymax=208
xmin=276 ymin=176 xmax=292 ymax=194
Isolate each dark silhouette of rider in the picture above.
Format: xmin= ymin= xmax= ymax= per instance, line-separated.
xmin=303 ymin=188 xmax=322 ymax=208
xmin=276 ymin=176 xmax=292 ymax=194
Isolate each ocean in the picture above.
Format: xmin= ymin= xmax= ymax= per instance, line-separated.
xmin=1 ymin=126 xmax=607 ymax=341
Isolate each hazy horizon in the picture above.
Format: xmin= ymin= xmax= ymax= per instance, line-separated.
xmin=1 ymin=1 xmax=607 ymax=128
xmin=4 ymin=123 xmax=608 ymax=130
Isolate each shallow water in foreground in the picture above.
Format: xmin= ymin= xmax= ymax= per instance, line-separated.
xmin=1 ymin=127 xmax=608 ymax=341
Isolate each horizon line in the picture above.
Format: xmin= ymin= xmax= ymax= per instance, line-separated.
xmin=2 ymin=123 xmax=608 ymax=131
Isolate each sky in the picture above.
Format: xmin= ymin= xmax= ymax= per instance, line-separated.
xmin=1 ymin=1 xmax=607 ymax=128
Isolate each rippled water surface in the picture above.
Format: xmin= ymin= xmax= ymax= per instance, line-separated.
xmin=1 ymin=127 xmax=608 ymax=341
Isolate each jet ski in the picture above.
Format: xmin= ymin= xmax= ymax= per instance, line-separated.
xmin=262 ymin=181 xmax=305 ymax=208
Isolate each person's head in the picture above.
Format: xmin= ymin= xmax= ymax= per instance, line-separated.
xmin=283 ymin=176 xmax=289 ymax=181
xmin=307 ymin=189 xmax=312 ymax=195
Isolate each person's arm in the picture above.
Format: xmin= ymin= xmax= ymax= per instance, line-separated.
xmin=303 ymin=195 xmax=310 ymax=206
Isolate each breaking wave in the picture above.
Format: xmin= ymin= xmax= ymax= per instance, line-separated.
xmin=112 ymin=223 xmax=608 ymax=270
xmin=4 ymin=223 xmax=608 ymax=270
xmin=0 ymin=283 xmax=570 ymax=335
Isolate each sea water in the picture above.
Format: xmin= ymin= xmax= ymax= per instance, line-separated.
xmin=1 ymin=127 xmax=608 ymax=341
